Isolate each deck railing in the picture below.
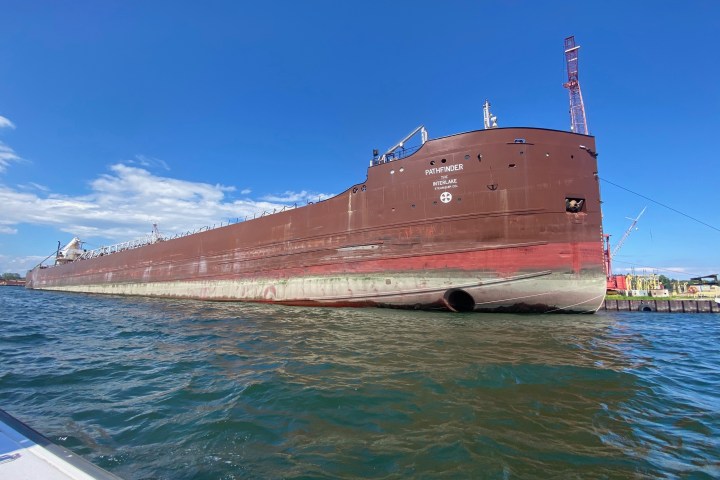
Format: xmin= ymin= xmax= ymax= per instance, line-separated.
xmin=72 ymin=198 xmax=329 ymax=262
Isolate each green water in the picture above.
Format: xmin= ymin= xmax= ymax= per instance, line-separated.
xmin=1 ymin=288 xmax=718 ymax=479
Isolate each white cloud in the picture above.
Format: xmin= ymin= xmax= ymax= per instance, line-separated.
xmin=17 ymin=182 xmax=50 ymax=192
xmin=0 ymin=225 xmax=17 ymax=234
xmin=128 ymin=154 xmax=170 ymax=171
xmin=240 ymin=188 xmax=252 ymax=195
xmin=0 ymin=115 xmax=15 ymax=129
xmin=0 ymin=163 xmax=333 ymax=247
xmin=0 ymin=254 xmax=44 ymax=275
xmin=261 ymin=190 xmax=333 ymax=203
xmin=0 ymin=141 xmax=21 ymax=172
xmin=0 ymin=115 xmax=21 ymax=172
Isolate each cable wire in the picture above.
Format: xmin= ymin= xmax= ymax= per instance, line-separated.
xmin=599 ymin=177 xmax=720 ymax=233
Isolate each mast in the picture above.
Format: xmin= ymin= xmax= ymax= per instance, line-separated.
xmin=483 ymin=100 xmax=498 ymax=129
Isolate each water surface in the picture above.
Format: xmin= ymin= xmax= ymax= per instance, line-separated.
xmin=1 ymin=288 xmax=718 ymax=479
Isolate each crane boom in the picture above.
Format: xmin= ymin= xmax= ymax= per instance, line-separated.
xmin=611 ymin=207 xmax=647 ymax=258
xmin=563 ymin=36 xmax=589 ymax=135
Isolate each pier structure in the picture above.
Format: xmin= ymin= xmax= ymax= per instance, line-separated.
xmin=602 ymin=298 xmax=720 ymax=313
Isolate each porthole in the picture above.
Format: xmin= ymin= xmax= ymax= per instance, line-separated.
xmin=509 ymin=163 xmax=516 ymax=168
xmin=464 ymin=154 xmax=470 ymax=160
xmin=411 ymin=204 xmax=416 ymax=208
xmin=477 ymin=154 xmax=482 ymax=162
xmin=361 ymin=185 xmax=367 ymax=191
xmin=430 ymin=160 xmax=435 ymax=166
xmin=390 ymin=170 xmax=395 ymax=174
xmin=399 ymin=167 xmax=404 ymax=172
xmin=571 ymin=155 xmax=574 ymax=159
xmin=441 ymin=158 xmax=447 ymax=163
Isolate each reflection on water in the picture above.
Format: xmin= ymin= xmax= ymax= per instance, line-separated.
xmin=1 ymin=289 xmax=718 ymax=479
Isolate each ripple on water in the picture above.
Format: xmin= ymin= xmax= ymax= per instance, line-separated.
xmin=0 ymin=289 xmax=719 ymax=479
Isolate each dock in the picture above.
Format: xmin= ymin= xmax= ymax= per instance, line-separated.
xmin=601 ymin=299 xmax=720 ymax=313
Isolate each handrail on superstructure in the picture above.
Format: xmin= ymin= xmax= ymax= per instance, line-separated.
xmin=371 ymin=125 xmax=428 ymax=166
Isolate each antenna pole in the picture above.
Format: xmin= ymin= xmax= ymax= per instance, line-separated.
xmin=483 ymin=100 xmax=498 ymax=129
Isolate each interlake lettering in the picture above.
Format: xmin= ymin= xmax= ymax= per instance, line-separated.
xmin=425 ymin=164 xmax=463 ymax=175
xmin=433 ymin=178 xmax=457 ymax=187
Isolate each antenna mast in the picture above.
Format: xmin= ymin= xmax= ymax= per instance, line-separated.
xmin=563 ymin=36 xmax=588 ymax=135
xmin=483 ymin=100 xmax=498 ymax=129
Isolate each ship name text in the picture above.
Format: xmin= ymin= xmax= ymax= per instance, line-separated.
xmin=425 ymin=164 xmax=463 ymax=175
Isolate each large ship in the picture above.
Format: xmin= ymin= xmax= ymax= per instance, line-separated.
xmin=26 ymin=110 xmax=606 ymax=313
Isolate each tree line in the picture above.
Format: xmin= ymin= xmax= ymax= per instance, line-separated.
xmin=1 ymin=273 xmax=24 ymax=280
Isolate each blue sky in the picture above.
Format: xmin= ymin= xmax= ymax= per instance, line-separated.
xmin=1 ymin=1 xmax=718 ymax=279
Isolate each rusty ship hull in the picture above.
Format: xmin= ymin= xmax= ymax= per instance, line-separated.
xmin=26 ymin=127 xmax=605 ymax=313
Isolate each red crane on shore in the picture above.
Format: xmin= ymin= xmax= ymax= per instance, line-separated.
xmin=605 ymin=208 xmax=647 ymax=292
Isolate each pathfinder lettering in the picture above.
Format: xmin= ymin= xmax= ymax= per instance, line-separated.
xmin=425 ymin=164 xmax=463 ymax=175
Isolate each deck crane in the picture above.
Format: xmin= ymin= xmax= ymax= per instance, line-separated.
xmin=563 ymin=36 xmax=589 ymax=135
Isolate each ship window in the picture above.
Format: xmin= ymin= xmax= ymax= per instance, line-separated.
xmin=464 ymin=154 xmax=470 ymax=160
xmin=390 ymin=170 xmax=395 ymax=174
xmin=399 ymin=167 xmax=404 ymax=172
xmin=509 ymin=163 xmax=516 ymax=168
xmin=477 ymin=154 xmax=482 ymax=162
xmin=441 ymin=158 xmax=447 ymax=163
xmin=361 ymin=185 xmax=367 ymax=191
xmin=514 ymin=138 xmax=526 ymax=143
xmin=430 ymin=160 xmax=435 ymax=166
xmin=411 ymin=204 xmax=416 ymax=208
xmin=565 ymin=197 xmax=585 ymax=213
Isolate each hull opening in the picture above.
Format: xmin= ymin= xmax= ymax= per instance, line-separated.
xmin=443 ymin=289 xmax=475 ymax=313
